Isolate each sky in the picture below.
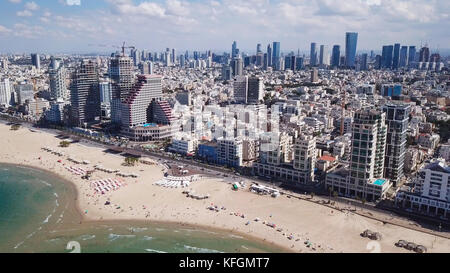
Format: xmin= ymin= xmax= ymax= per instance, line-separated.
xmin=0 ymin=0 xmax=449 ymax=54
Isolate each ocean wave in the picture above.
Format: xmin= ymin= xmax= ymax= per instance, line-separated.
xmin=229 ymin=234 xmax=244 ymax=239
xmin=155 ymin=228 xmax=166 ymax=232
xmin=145 ymin=248 xmax=167 ymax=253
xmin=183 ymin=245 xmax=223 ymax=253
xmin=43 ymin=214 xmax=52 ymax=224
xmin=38 ymin=180 xmax=52 ymax=187
xmin=108 ymin=233 xmax=136 ymax=241
xmin=128 ymin=227 xmax=148 ymax=233
xmin=142 ymin=236 xmax=154 ymax=241
xmin=79 ymin=234 xmax=96 ymax=241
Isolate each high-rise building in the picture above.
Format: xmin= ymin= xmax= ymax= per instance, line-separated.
xmin=232 ymin=41 xmax=238 ymax=58
xmin=310 ymin=42 xmax=318 ymax=66
xmin=70 ymin=60 xmax=101 ymax=126
xmin=310 ymin=68 xmax=319 ymax=83
xmin=221 ymin=64 xmax=232 ymax=81
xmin=247 ymin=77 xmax=264 ymax=104
xmin=360 ymin=53 xmax=368 ymax=71
xmin=293 ymin=135 xmax=316 ymax=183
xmin=49 ymin=57 xmax=68 ymax=101
xmin=171 ymin=49 xmax=176 ymax=64
xmin=0 ymin=79 xmax=12 ymax=107
xmin=408 ymin=46 xmax=416 ymax=67
xmin=392 ymin=43 xmax=401 ymax=70
xmin=345 ymin=32 xmax=358 ymax=68
xmin=272 ymin=42 xmax=280 ymax=68
xmin=419 ymin=46 xmax=430 ymax=62
xmin=381 ymin=45 xmax=393 ymax=69
xmin=131 ymin=49 xmax=141 ymax=66
xmin=230 ymin=57 xmax=243 ymax=77
xmin=331 ymin=45 xmax=340 ymax=68
xmin=349 ymin=108 xmax=387 ymax=190
xmin=233 ymin=76 xmax=264 ymax=104
xmin=31 ymin=53 xmax=40 ymax=70
xmin=180 ymin=55 xmax=185 ymax=67
xmin=263 ymin=53 xmax=268 ymax=70
xmin=257 ymin=43 xmax=262 ymax=53
xmin=109 ymin=55 xmax=135 ymax=124
xmin=121 ymin=75 xmax=162 ymax=128
xmin=382 ymin=103 xmax=410 ymax=187
xmin=319 ymin=45 xmax=329 ymax=66
xmin=399 ymin=46 xmax=408 ymax=68
xmin=267 ymin=44 xmax=272 ymax=67
xmin=233 ymin=76 xmax=248 ymax=104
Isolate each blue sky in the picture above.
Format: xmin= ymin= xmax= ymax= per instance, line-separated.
xmin=0 ymin=0 xmax=449 ymax=54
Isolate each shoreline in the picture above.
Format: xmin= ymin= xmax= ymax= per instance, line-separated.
xmin=0 ymin=161 xmax=292 ymax=253
xmin=1 ymin=123 xmax=449 ymax=253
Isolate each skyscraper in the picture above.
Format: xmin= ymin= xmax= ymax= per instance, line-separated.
xmin=331 ymin=45 xmax=340 ymax=68
xmin=381 ymin=45 xmax=393 ymax=69
xmin=109 ymin=54 xmax=135 ymax=124
xmin=408 ymin=46 xmax=416 ymax=67
xmin=399 ymin=46 xmax=408 ymax=68
xmin=319 ymin=45 xmax=329 ymax=66
xmin=230 ymin=57 xmax=243 ymax=77
xmin=121 ymin=75 xmax=162 ymax=129
xmin=0 ymin=79 xmax=12 ymax=106
xmin=349 ymin=108 xmax=387 ymax=195
xmin=257 ymin=43 xmax=262 ymax=53
xmin=272 ymin=42 xmax=280 ymax=68
xmin=70 ymin=60 xmax=101 ymax=126
xmin=31 ymin=53 xmax=40 ymax=70
xmin=232 ymin=41 xmax=238 ymax=58
xmin=382 ymin=103 xmax=410 ymax=187
xmin=267 ymin=44 xmax=272 ymax=67
xmin=419 ymin=46 xmax=430 ymax=62
xmin=310 ymin=43 xmax=317 ymax=66
xmin=345 ymin=32 xmax=358 ymax=68
xmin=392 ymin=43 xmax=401 ymax=70
xmin=360 ymin=53 xmax=368 ymax=71
xmin=49 ymin=57 xmax=68 ymax=101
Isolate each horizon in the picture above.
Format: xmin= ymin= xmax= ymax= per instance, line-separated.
xmin=0 ymin=0 xmax=449 ymax=54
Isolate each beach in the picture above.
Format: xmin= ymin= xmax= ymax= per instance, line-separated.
xmin=1 ymin=122 xmax=449 ymax=253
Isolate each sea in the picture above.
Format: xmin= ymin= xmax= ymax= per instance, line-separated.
xmin=0 ymin=163 xmax=284 ymax=253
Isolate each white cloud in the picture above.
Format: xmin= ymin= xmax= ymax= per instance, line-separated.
xmin=0 ymin=25 xmax=12 ymax=33
xmin=17 ymin=10 xmax=32 ymax=17
xmin=25 ymin=1 xmax=39 ymax=11
xmin=8 ymin=0 xmax=22 ymax=3
xmin=66 ymin=0 xmax=81 ymax=6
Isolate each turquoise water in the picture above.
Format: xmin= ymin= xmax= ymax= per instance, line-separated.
xmin=373 ymin=179 xmax=387 ymax=186
xmin=0 ymin=164 xmax=284 ymax=253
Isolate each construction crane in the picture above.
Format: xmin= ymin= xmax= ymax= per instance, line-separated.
xmin=339 ymin=82 xmax=346 ymax=136
xmin=112 ymin=42 xmax=135 ymax=57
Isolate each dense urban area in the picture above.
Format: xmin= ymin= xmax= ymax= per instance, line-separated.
xmin=1 ymin=32 xmax=450 ymax=225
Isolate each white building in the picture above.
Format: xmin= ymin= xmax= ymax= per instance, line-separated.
xmin=0 ymin=79 xmax=12 ymax=106
xmin=169 ymin=134 xmax=198 ymax=155
xmin=217 ymin=138 xmax=243 ymax=167
xmin=395 ymin=159 xmax=450 ymax=217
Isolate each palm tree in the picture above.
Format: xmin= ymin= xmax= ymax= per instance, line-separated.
xmin=59 ymin=141 xmax=71 ymax=148
xmin=10 ymin=124 xmax=21 ymax=131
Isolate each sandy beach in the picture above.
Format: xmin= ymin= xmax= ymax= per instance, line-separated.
xmin=1 ymin=122 xmax=449 ymax=253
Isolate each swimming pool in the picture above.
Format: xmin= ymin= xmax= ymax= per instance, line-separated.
xmin=373 ymin=179 xmax=387 ymax=186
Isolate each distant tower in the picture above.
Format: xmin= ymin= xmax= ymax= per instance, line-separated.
xmin=331 ymin=45 xmax=340 ymax=68
xmin=345 ymin=32 xmax=358 ymax=68
xmin=31 ymin=53 xmax=40 ymax=70
xmin=272 ymin=42 xmax=280 ymax=69
xmin=310 ymin=43 xmax=317 ymax=66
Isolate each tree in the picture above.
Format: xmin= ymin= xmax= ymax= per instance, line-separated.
xmin=59 ymin=141 xmax=71 ymax=148
xmin=124 ymin=157 xmax=139 ymax=166
xmin=10 ymin=124 xmax=21 ymax=131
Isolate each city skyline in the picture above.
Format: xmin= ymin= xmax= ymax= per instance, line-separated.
xmin=0 ymin=0 xmax=449 ymax=53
